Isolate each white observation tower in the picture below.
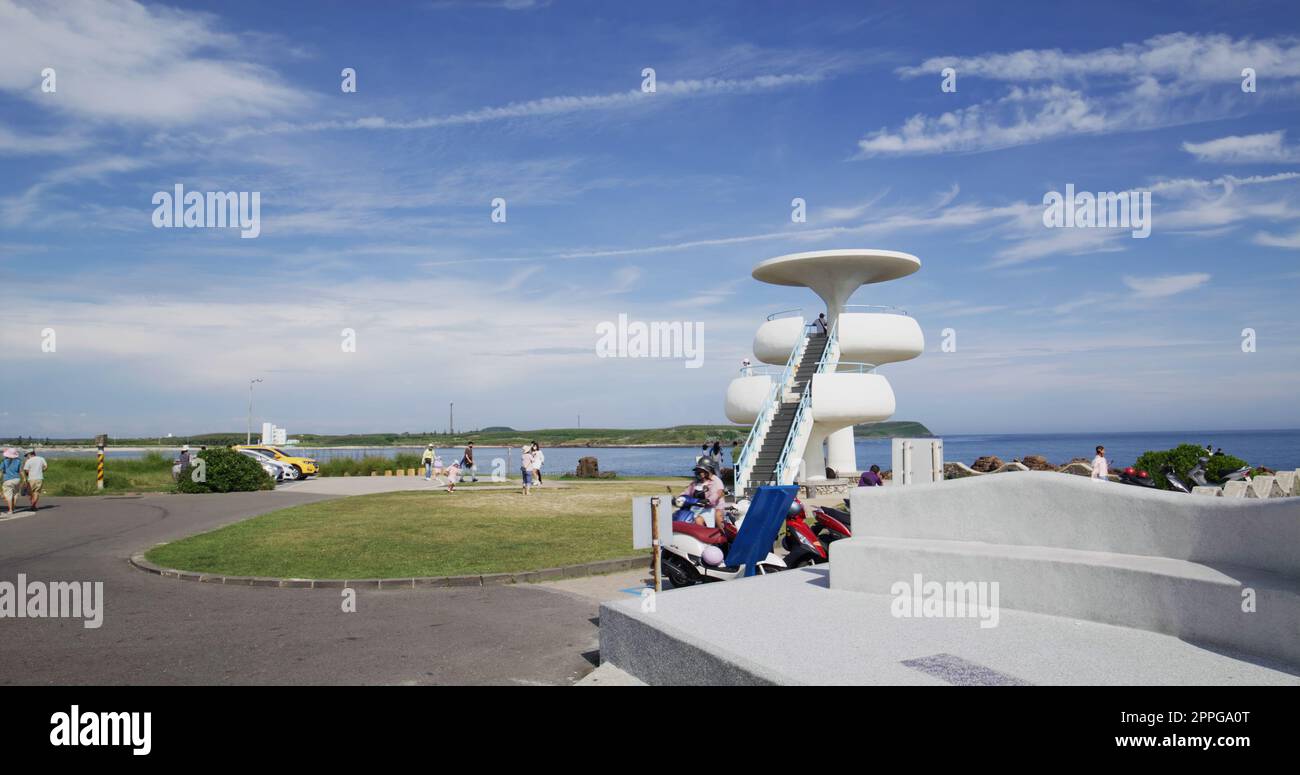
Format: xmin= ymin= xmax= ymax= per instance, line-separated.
xmin=726 ymin=249 xmax=924 ymax=494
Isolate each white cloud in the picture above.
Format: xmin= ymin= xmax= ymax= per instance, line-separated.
xmin=1253 ymin=228 xmax=1300 ymax=249
xmin=1182 ymin=131 xmax=1297 ymax=163
xmin=864 ymin=33 xmax=1300 ymax=157
xmin=216 ymin=73 xmax=825 ymax=142
xmin=896 ymin=32 xmax=1300 ymax=85
xmin=0 ymin=0 xmax=309 ymax=125
xmin=1122 ymin=273 xmax=1212 ymax=298
xmin=859 ymin=85 xmax=1108 ymax=157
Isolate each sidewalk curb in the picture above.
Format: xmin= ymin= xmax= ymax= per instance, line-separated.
xmin=128 ymin=551 xmax=649 ymax=589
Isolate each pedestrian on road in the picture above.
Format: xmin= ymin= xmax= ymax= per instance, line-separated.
xmin=462 ymin=442 xmax=478 ymax=482
xmin=22 ymin=450 xmax=47 ymax=512
xmin=1 ymin=448 xmax=22 ymax=515
xmin=520 ymin=446 xmax=535 ymax=495
xmin=531 ymin=442 xmax=545 ymax=485
xmin=422 ymin=444 xmax=436 ymax=480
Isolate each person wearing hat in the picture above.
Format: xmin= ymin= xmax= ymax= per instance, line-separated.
xmin=1 ymin=448 xmax=23 ymax=515
xmin=421 ymin=444 xmax=436 ymax=480
xmin=520 ymin=445 xmax=535 ymax=495
xmin=22 ymin=450 xmax=47 ymax=512
xmin=677 ymin=461 xmax=724 ymax=527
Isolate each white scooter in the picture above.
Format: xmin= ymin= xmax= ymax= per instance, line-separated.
xmin=658 ymin=492 xmax=806 ymax=587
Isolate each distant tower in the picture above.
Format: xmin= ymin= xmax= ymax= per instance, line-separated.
xmin=726 ymin=249 xmax=924 ymax=493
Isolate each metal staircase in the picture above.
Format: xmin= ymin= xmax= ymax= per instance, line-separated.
xmin=735 ymin=327 xmax=832 ymax=497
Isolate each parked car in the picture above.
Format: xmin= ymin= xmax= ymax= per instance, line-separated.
xmin=233 ymin=445 xmax=318 ymax=477
xmin=236 ymin=448 xmax=297 ymax=482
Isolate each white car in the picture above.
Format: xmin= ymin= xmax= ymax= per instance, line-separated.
xmin=237 ymin=448 xmax=297 ymax=482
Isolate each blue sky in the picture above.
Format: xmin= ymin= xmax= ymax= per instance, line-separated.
xmin=1 ymin=0 xmax=1298 ymax=437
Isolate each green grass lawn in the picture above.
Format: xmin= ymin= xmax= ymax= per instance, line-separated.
xmin=145 ymin=480 xmax=669 ymax=578
xmin=43 ymin=453 xmax=177 ymax=496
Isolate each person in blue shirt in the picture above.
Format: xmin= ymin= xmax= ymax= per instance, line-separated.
xmin=2 ymin=448 xmax=24 ymax=515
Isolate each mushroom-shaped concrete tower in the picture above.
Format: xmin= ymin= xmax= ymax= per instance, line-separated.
xmin=727 ymin=249 xmax=924 ymax=494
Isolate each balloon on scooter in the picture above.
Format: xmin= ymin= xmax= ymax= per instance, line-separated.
xmin=1116 ymin=466 xmax=1157 ymax=488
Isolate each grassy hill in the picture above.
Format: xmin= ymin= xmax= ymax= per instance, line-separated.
xmin=6 ymin=420 xmax=932 ymax=449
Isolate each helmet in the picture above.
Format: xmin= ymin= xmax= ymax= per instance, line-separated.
xmin=787 ymin=500 xmax=803 ymax=518
xmin=693 ymin=462 xmax=716 ymax=476
xmin=1124 ymin=466 xmax=1135 ymax=476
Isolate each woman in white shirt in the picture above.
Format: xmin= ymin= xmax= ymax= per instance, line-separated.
xmin=531 ymin=443 xmax=545 ymax=485
xmin=1091 ymin=445 xmax=1109 ymax=480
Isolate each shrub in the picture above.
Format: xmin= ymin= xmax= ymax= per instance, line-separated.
xmin=1134 ymin=444 xmax=1250 ymax=490
xmin=177 ymin=447 xmax=274 ymax=493
xmin=318 ymin=453 xmax=424 ymax=477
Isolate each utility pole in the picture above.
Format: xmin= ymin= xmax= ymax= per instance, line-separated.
xmin=247 ymin=378 xmax=263 ymax=445
xmin=449 ymin=402 xmax=454 ymax=436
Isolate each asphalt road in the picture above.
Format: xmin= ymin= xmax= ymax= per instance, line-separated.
xmin=0 ymin=491 xmax=609 ymax=685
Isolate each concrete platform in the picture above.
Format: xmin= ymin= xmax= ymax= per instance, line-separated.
xmin=832 ymin=536 xmax=1300 ymax=666
xmin=599 ymin=567 xmax=1300 ymax=686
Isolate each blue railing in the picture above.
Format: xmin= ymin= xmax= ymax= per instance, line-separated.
xmin=773 ymin=318 xmax=840 ymax=485
xmin=734 ymin=320 xmax=806 ymax=492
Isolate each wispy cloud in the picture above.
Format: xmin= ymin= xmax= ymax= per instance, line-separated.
xmin=1122 ymin=272 xmax=1212 ymax=298
xmin=860 ymin=33 xmax=1300 ymax=157
xmin=216 ymin=73 xmax=826 ymax=143
xmin=1183 ymin=130 xmax=1299 ymax=163
xmin=0 ymin=0 xmax=309 ymax=125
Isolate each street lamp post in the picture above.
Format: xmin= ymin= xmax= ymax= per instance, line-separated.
xmin=247 ymin=378 xmax=263 ymax=445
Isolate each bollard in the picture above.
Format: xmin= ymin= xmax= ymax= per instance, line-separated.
xmin=385 ymin=470 xmax=393 ymax=477
xmin=96 ymin=447 xmax=105 ymax=490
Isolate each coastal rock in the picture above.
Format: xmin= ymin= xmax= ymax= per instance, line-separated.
xmin=971 ymin=456 xmax=1003 ymax=473
xmin=1060 ymin=462 xmax=1092 ymax=477
xmin=943 ymin=462 xmax=981 ymax=479
xmin=575 ymin=456 xmax=600 ymax=478
xmin=1021 ymin=455 xmax=1055 ymax=471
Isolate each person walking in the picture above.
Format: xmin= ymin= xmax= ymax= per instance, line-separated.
xmin=22 ymin=450 xmax=47 ymax=512
xmin=444 ymin=460 xmax=461 ymax=493
xmin=696 ymin=444 xmax=710 ymax=467
xmin=461 ymin=442 xmax=478 ymax=482
xmin=1091 ymin=445 xmax=1109 ymax=481
xmin=531 ymin=442 xmax=545 ymax=485
xmin=520 ymin=445 xmax=535 ymax=495
xmin=814 ymin=312 xmax=828 ymax=335
xmin=710 ymin=441 xmax=723 ymax=470
xmin=421 ymin=444 xmax=436 ymax=480
xmin=1 ymin=448 xmax=22 ymax=515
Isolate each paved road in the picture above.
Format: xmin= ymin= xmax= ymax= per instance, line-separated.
xmin=0 ymin=491 xmax=627 ymax=685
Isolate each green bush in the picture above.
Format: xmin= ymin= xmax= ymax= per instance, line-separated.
xmin=1134 ymin=444 xmax=1250 ymax=490
xmin=318 ymin=453 xmax=425 ymax=477
xmin=177 ymin=447 xmax=274 ymax=493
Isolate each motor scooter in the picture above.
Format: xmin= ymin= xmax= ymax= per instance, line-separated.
xmin=659 ymin=488 xmax=817 ymax=587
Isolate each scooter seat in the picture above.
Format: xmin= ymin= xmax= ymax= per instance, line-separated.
xmin=672 ymin=521 xmax=727 ymax=545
